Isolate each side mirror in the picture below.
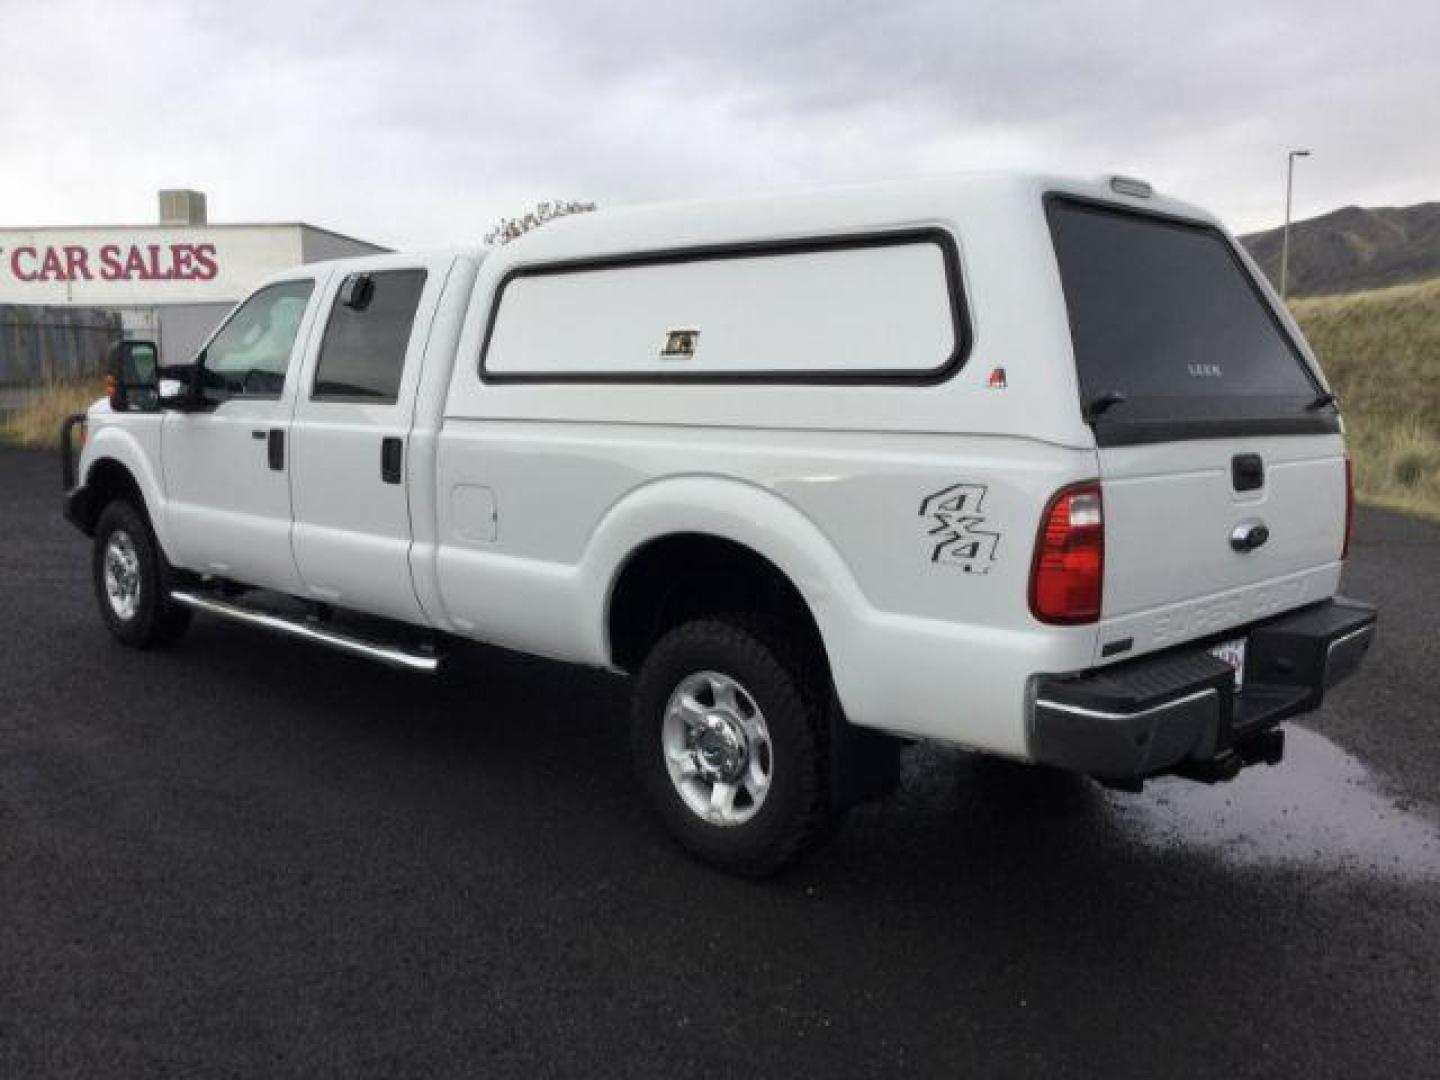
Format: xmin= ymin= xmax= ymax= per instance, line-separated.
xmin=339 ymin=273 xmax=375 ymax=311
xmin=105 ymin=340 xmax=160 ymax=412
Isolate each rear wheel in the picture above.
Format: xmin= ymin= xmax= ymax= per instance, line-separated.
xmin=630 ymin=618 xmax=835 ymax=876
xmin=92 ymin=500 xmax=191 ymax=648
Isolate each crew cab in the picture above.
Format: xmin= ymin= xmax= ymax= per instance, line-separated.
xmin=60 ymin=172 xmax=1376 ymax=874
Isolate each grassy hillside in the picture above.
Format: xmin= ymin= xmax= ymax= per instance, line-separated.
xmin=1243 ymin=202 xmax=1440 ymax=297
xmin=1292 ymin=276 xmax=1440 ymax=521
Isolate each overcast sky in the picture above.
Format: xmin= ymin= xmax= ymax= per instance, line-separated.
xmin=1 ymin=0 xmax=1436 ymax=249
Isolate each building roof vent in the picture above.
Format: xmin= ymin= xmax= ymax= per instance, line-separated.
xmin=158 ymin=189 xmax=208 ymax=226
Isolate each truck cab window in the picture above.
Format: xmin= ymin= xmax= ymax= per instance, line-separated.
xmin=312 ymin=269 xmax=428 ymax=403
xmin=202 ymin=279 xmax=315 ymax=400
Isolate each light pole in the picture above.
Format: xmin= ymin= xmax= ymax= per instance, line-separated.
xmin=1281 ymin=149 xmax=1311 ymax=300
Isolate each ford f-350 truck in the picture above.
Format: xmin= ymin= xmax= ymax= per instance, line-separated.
xmin=61 ymin=172 xmax=1376 ymax=874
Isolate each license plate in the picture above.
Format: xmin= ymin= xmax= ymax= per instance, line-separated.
xmin=1209 ymin=637 xmax=1247 ymax=690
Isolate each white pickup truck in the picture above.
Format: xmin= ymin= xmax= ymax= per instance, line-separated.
xmin=62 ymin=172 xmax=1376 ymax=874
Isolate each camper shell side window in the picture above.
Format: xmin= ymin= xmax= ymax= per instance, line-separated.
xmin=478 ymin=230 xmax=971 ymax=385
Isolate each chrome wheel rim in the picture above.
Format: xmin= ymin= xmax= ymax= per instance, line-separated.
xmin=103 ymin=530 xmax=142 ymax=621
xmin=662 ymin=670 xmax=773 ymax=827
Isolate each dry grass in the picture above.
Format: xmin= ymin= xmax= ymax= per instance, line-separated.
xmin=1292 ymin=277 xmax=1440 ymax=522
xmin=0 ymin=380 xmax=105 ymax=450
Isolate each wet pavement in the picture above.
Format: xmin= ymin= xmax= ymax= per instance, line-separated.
xmin=2 ymin=444 xmax=1438 ymax=1079
xmin=1104 ymin=726 xmax=1440 ymax=879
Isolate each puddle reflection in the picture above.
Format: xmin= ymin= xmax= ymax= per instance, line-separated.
xmin=1099 ymin=726 xmax=1440 ymax=878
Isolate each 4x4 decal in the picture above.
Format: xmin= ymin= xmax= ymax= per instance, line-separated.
xmin=919 ymin=484 xmax=1000 ymax=573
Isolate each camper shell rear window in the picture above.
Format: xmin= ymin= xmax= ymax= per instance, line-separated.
xmin=1046 ymin=196 xmax=1338 ymax=446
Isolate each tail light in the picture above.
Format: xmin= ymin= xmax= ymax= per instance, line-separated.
xmin=1030 ymin=481 xmax=1104 ymax=624
xmin=1342 ymin=456 xmax=1354 ymax=559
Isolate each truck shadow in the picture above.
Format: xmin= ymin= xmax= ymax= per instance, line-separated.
xmin=172 ymin=620 xmax=1440 ymax=895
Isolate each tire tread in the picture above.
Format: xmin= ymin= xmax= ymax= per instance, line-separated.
xmin=630 ymin=616 xmax=836 ymax=876
xmin=92 ymin=499 xmax=191 ymax=649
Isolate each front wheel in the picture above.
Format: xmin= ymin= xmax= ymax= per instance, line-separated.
xmin=92 ymin=500 xmax=191 ymax=648
xmin=630 ymin=619 xmax=836 ymax=876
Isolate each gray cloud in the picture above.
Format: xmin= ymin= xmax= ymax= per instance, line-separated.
xmin=1 ymin=0 xmax=1436 ymax=248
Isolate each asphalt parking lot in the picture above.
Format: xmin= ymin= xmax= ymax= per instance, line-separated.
xmin=2 ymin=443 xmax=1438 ymax=1079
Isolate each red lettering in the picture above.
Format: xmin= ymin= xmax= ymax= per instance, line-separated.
xmin=63 ymin=245 xmax=91 ymax=281
xmin=99 ymin=245 xmax=124 ymax=280
xmin=192 ymin=243 xmax=218 ymax=281
xmin=124 ymin=246 xmax=148 ymax=279
xmin=40 ymin=247 xmax=66 ymax=281
xmin=10 ymin=246 xmax=38 ymax=281
xmin=170 ymin=244 xmax=192 ymax=278
xmin=146 ymin=244 xmax=172 ymax=280
xmin=7 ymin=242 xmax=220 ymax=285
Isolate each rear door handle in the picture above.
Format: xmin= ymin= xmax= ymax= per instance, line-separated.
xmin=267 ymin=429 xmax=284 ymax=471
xmin=381 ymin=436 xmax=403 ymax=484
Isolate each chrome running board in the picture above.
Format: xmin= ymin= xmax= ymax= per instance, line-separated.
xmin=169 ymin=590 xmax=440 ymax=673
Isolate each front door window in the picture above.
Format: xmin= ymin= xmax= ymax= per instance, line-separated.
xmin=201 ymin=279 xmax=314 ymax=401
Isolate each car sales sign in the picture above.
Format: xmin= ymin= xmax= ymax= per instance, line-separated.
xmin=0 ymin=226 xmax=305 ymax=305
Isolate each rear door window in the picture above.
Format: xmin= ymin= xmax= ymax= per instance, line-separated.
xmin=1047 ymin=198 xmax=1331 ymax=443
xmin=312 ymin=268 xmax=427 ymax=403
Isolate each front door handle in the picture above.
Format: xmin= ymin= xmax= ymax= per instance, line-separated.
xmin=381 ymin=436 xmax=403 ymax=484
xmin=267 ymin=429 xmax=284 ymax=471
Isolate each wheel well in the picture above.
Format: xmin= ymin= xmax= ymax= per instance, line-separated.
xmin=607 ymin=533 xmax=826 ymax=673
xmin=75 ymin=458 xmax=148 ymax=535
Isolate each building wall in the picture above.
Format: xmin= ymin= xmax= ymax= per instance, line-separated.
xmin=300 ymin=227 xmax=388 ymax=264
xmin=157 ymin=302 xmax=236 ymax=365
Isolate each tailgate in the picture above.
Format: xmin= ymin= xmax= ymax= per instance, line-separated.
xmin=1096 ymin=434 xmax=1346 ymax=662
xmin=1044 ymin=194 xmax=1349 ymax=664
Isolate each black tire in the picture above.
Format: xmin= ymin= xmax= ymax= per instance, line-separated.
xmin=630 ymin=618 xmax=835 ymax=876
xmin=92 ymin=499 xmax=191 ymax=648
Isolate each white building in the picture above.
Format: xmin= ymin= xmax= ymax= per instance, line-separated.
xmin=0 ymin=189 xmax=387 ymax=369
